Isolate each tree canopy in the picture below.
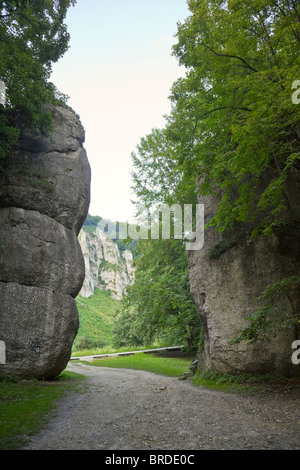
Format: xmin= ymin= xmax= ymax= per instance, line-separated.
xmin=113 ymin=238 xmax=201 ymax=350
xmin=0 ymin=0 xmax=76 ymax=165
xmin=132 ymin=0 xmax=300 ymax=237
xmin=129 ymin=0 xmax=300 ymax=345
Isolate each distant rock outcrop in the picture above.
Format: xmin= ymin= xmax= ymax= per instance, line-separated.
xmin=78 ymin=226 xmax=135 ymax=300
xmin=0 ymin=105 xmax=91 ymax=379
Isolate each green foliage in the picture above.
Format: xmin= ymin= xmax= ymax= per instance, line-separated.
xmin=131 ymin=127 xmax=198 ymax=210
xmin=74 ymin=335 xmax=98 ymax=351
xmin=207 ymin=240 xmax=236 ymax=260
xmin=0 ymin=370 xmax=84 ymax=450
xmin=0 ymin=0 xmax=76 ymax=168
xmin=170 ymin=0 xmax=300 ymax=236
xmin=131 ymin=0 xmax=300 ymax=236
xmin=74 ymin=289 xmax=120 ymax=351
xmin=0 ymin=112 xmax=19 ymax=167
xmin=71 ymin=344 xmax=168 ymax=358
xmin=192 ymin=368 xmax=297 ymax=394
xmin=231 ymin=275 xmax=300 ymax=344
xmin=81 ymin=351 xmax=193 ymax=378
xmin=83 ymin=214 xmax=102 ymax=227
xmin=129 ymin=0 xmax=300 ymax=346
xmin=112 ymin=303 xmax=145 ymax=348
xmin=113 ymin=238 xmax=201 ymax=351
xmin=83 ymin=214 xmax=138 ymax=253
xmin=100 ymin=259 xmax=121 ymax=273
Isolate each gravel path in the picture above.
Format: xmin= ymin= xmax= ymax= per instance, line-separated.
xmin=22 ymin=363 xmax=300 ymax=451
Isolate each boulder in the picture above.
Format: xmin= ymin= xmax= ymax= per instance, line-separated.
xmin=0 ymin=207 xmax=85 ymax=297
xmin=0 ymin=282 xmax=79 ymax=380
xmin=0 ymin=105 xmax=91 ymax=234
xmin=0 ymin=105 xmax=90 ymax=379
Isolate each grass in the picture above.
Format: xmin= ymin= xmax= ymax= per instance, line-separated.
xmin=80 ymin=351 xmax=194 ymax=377
xmin=80 ymin=351 xmax=300 ymax=395
xmin=71 ymin=343 xmax=174 ymax=358
xmin=192 ymin=369 xmax=300 ymax=395
xmin=0 ymin=370 xmax=85 ymax=450
xmin=74 ymin=288 xmax=120 ymax=350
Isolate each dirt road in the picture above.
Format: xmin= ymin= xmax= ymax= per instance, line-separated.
xmin=22 ymin=363 xmax=300 ymax=450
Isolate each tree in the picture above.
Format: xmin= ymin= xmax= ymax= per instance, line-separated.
xmin=170 ymin=0 xmax=300 ymax=236
xmin=170 ymin=0 xmax=300 ymax=343
xmin=0 ymin=0 xmax=76 ymax=166
xmin=131 ymin=127 xmax=198 ymax=211
xmin=113 ymin=238 xmax=201 ymax=351
xmin=129 ymin=0 xmax=300 ymax=344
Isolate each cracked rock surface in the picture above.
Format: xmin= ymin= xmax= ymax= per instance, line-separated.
xmin=0 ymin=105 xmax=90 ymax=379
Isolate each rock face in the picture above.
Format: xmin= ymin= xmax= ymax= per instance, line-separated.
xmin=78 ymin=227 xmax=135 ymax=300
xmin=188 ymin=189 xmax=300 ymax=377
xmin=0 ymin=106 xmax=90 ymax=234
xmin=0 ymin=105 xmax=91 ymax=379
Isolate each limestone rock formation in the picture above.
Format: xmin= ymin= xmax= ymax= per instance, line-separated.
xmin=0 ymin=105 xmax=90 ymax=234
xmin=188 ymin=189 xmax=300 ymax=377
xmin=0 ymin=105 xmax=91 ymax=379
xmin=78 ymin=226 xmax=135 ymax=300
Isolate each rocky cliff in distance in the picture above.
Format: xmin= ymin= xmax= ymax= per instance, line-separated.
xmin=0 ymin=105 xmax=91 ymax=379
xmin=78 ymin=225 xmax=135 ymax=300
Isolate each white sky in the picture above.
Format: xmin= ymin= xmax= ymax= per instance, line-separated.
xmin=50 ymin=0 xmax=189 ymax=223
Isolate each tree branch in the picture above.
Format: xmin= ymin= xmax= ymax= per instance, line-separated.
xmin=196 ymin=106 xmax=251 ymax=121
xmin=200 ymin=42 xmax=259 ymax=73
xmin=192 ymin=106 xmax=250 ymax=142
